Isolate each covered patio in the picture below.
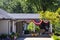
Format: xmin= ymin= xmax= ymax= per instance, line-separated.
xmin=0 ymin=9 xmax=52 ymax=37
xmin=9 ymin=14 xmax=40 ymax=36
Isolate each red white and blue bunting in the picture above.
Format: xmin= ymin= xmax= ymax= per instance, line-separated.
xmin=33 ymin=19 xmax=42 ymax=25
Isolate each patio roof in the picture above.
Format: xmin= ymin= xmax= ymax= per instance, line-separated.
xmin=9 ymin=14 xmax=40 ymax=19
xmin=0 ymin=9 xmax=12 ymax=19
xmin=0 ymin=9 xmax=40 ymax=20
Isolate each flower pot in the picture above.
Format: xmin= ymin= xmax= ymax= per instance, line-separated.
xmin=35 ymin=34 xmax=38 ymax=36
xmin=49 ymin=34 xmax=52 ymax=36
xmin=31 ymin=34 xmax=34 ymax=36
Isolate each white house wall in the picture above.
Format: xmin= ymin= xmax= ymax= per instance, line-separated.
xmin=0 ymin=20 xmax=10 ymax=34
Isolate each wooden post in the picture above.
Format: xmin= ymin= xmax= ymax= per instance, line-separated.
xmin=49 ymin=24 xmax=52 ymax=33
xmin=10 ymin=20 xmax=16 ymax=33
xmin=12 ymin=20 xmax=16 ymax=33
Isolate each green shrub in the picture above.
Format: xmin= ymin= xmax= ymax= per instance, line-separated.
xmin=54 ymin=24 xmax=60 ymax=35
xmin=52 ymin=35 xmax=60 ymax=40
xmin=9 ymin=32 xmax=15 ymax=38
xmin=9 ymin=32 xmax=19 ymax=38
xmin=35 ymin=25 xmax=40 ymax=33
xmin=0 ymin=34 xmax=7 ymax=38
xmin=27 ymin=22 xmax=35 ymax=32
xmin=15 ymin=33 xmax=19 ymax=37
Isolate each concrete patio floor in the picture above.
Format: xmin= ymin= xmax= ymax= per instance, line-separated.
xmin=17 ymin=37 xmax=52 ymax=40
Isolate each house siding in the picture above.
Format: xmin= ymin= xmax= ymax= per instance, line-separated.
xmin=0 ymin=20 xmax=10 ymax=34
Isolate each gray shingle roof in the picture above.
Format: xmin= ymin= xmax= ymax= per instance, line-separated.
xmin=9 ymin=14 xmax=40 ymax=19
xmin=0 ymin=9 xmax=12 ymax=19
xmin=0 ymin=9 xmax=40 ymax=20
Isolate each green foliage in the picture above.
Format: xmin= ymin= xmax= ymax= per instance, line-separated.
xmin=9 ymin=32 xmax=15 ymax=38
xmin=0 ymin=34 xmax=7 ymax=38
xmin=52 ymin=35 xmax=60 ymax=40
xmin=39 ymin=11 xmax=60 ymax=25
xmin=35 ymin=26 xmax=40 ymax=32
xmin=27 ymin=22 xmax=35 ymax=32
xmin=56 ymin=8 xmax=60 ymax=15
xmin=55 ymin=23 xmax=60 ymax=34
xmin=39 ymin=8 xmax=60 ymax=34
xmin=9 ymin=32 xmax=19 ymax=38
xmin=15 ymin=33 xmax=19 ymax=37
xmin=0 ymin=0 xmax=60 ymax=13
xmin=3 ymin=0 xmax=23 ymax=13
xmin=27 ymin=22 xmax=40 ymax=33
xmin=26 ymin=0 xmax=59 ymax=12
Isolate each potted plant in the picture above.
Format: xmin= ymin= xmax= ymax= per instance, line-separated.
xmin=27 ymin=22 xmax=36 ymax=36
xmin=9 ymin=32 xmax=19 ymax=40
xmin=24 ymin=30 xmax=30 ymax=34
xmin=14 ymin=33 xmax=19 ymax=40
xmin=9 ymin=32 xmax=15 ymax=40
xmin=30 ymin=31 xmax=35 ymax=36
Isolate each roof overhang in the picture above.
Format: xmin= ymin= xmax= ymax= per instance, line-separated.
xmin=0 ymin=9 xmax=40 ymax=20
xmin=9 ymin=14 xmax=40 ymax=20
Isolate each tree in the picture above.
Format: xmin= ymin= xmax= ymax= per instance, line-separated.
xmin=39 ymin=9 xmax=60 ymax=34
xmin=27 ymin=0 xmax=59 ymax=12
xmin=0 ymin=0 xmax=60 ymax=13
xmin=39 ymin=11 xmax=60 ymax=25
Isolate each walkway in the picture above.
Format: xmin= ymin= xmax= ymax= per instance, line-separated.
xmin=17 ymin=37 xmax=52 ymax=40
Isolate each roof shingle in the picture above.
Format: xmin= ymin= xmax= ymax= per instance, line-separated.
xmin=0 ymin=9 xmax=40 ymax=20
